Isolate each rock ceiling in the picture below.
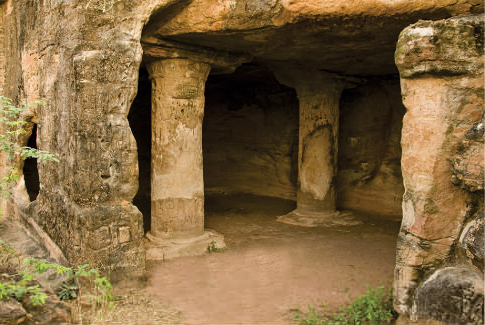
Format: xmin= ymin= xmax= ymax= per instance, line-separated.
xmin=141 ymin=0 xmax=483 ymax=76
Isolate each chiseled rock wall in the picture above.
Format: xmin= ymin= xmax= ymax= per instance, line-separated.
xmin=203 ymin=66 xmax=299 ymax=200
xmin=0 ymin=0 xmax=179 ymax=282
xmin=338 ymin=80 xmax=405 ymax=217
xmin=395 ymin=14 xmax=484 ymax=324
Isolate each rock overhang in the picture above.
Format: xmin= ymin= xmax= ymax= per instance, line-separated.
xmin=141 ymin=0 xmax=483 ymax=76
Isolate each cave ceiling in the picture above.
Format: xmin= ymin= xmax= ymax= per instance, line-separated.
xmin=141 ymin=0 xmax=482 ymax=76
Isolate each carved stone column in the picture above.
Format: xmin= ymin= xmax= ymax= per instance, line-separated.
xmin=275 ymin=69 xmax=358 ymax=226
xmin=145 ymin=58 xmax=225 ymax=259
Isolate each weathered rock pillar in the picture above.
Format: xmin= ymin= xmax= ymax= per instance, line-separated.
xmin=275 ymin=69 xmax=357 ymax=227
xmin=145 ymin=58 xmax=225 ymax=259
xmin=394 ymin=15 xmax=484 ymax=324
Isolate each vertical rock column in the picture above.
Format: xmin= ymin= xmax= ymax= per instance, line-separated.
xmin=146 ymin=58 xmax=225 ymax=260
xmin=394 ymin=15 xmax=484 ymax=324
xmin=275 ymin=70 xmax=357 ymax=226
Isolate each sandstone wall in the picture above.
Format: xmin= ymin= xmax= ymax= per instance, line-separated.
xmin=0 ymin=0 xmax=181 ymax=282
xmin=338 ymin=80 xmax=405 ymax=217
xmin=394 ymin=14 xmax=484 ymax=324
xmin=203 ymin=65 xmax=299 ymax=200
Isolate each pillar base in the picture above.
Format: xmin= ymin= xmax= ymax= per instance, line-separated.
xmin=145 ymin=229 xmax=226 ymax=261
xmin=276 ymin=209 xmax=362 ymax=227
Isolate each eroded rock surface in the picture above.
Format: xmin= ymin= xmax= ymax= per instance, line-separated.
xmin=0 ymin=298 xmax=26 ymax=325
xmin=338 ymin=80 xmax=405 ymax=217
xmin=413 ymin=267 xmax=484 ymax=325
xmin=460 ymin=207 xmax=485 ymax=271
xmin=395 ymin=14 xmax=484 ymax=324
xmin=452 ymin=122 xmax=485 ymax=192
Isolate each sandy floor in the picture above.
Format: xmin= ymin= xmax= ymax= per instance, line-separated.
xmin=0 ymin=193 xmax=400 ymax=324
xmin=145 ymin=193 xmax=400 ymax=325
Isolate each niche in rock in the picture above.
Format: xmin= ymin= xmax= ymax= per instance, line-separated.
xmin=23 ymin=123 xmax=39 ymax=201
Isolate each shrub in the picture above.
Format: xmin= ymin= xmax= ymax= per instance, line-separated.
xmin=295 ymin=285 xmax=397 ymax=325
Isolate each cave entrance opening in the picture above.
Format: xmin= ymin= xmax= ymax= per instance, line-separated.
xmin=203 ymin=63 xmax=299 ymax=230
xmin=128 ymin=61 xmax=406 ymax=238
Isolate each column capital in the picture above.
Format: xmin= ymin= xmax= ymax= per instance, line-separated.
xmin=145 ymin=58 xmax=211 ymax=82
xmin=272 ymin=66 xmax=363 ymax=97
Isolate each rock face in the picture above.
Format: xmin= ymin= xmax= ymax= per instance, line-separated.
xmin=460 ymin=209 xmax=484 ymax=271
xmin=413 ymin=267 xmax=484 ymax=325
xmin=395 ymin=14 xmax=484 ymax=324
xmin=203 ymin=65 xmax=299 ymax=200
xmin=1 ymin=0 xmax=483 ymax=322
xmin=0 ymin=0 xmax=173 ymax=283
xmin=338 ymin=80 xmax=405 ymax=217
xmin=0 ymin=299 xmax=26 ymax=325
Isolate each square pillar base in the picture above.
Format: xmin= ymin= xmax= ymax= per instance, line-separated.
xmin=277 ymin=209 xmax=362 ymax=227
xmin=145 ymin=229 xmax=226 ymax=261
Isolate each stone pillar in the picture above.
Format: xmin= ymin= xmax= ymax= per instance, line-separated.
xmin=275 ymin=70 xmax=358 ymax=227
xmin=145 ymin=58 xmax=225 ymax=259
xmin=394 ymin=15 xmax=484 ymax=324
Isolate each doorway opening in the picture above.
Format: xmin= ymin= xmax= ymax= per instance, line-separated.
xmin=128 ymin=66 xmax=152 ymax=233
xmin=202 ymin=63 xmax=299 ymax=239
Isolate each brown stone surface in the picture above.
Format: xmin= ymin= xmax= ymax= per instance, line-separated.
xmin=147 ymin=58 xmax=209 ymax=240
xmin=452 ymin=122 xmax=484 ymax=192
xmin=276 ymin=69 xmax=344 ymax=213
xmin=203 ymin=64 xmax=299 ymax=200
xmin=0 ymin=298 xmax=26 ymax=325
xmin=1 ymin=0 xmax=484 ymax=322
xmin=274 ymin=69 xmax=350 ymax=226
xmin=0 ymin=0 xmax=180 ymax=281
xmin=143 ymin=0 xmax=482 ymax=76
xmin=412 ymin=267 xmax=484 ymax=325
xmin=394 ymin=14 xmax=484 ymax=323
xmin=338 ymin=80 xmax=405 ymax=217
xmin=22 ymin=294 xmax=71 ymax=325
xmin=460 ymin=206 xmax=484 ymax=272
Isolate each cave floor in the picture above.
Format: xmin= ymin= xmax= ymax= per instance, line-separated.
xmin=140 ymin=193 xmax=400 ymax=325
xmin=0 ymin=193 xmax=400 ymax=324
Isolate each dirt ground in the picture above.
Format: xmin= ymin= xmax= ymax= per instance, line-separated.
xmin=1 ymin=193 xmax=400 ymax=325
xmin=138 ymin=193 xmax=400 ymax=325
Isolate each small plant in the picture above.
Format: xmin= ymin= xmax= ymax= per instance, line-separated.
xmin=58 ymin=282 xmax=78 ymax=301
xmin=336 ymin=285 xmax=395 ymax=325
xmin=207 ymin=240 xmax=226 ymax=253
xmin=0 ymin=245 xmax=114 ymax=317
xmin=73 ymin=263 xmax=114 ymax=308
xmin=0 ymin=96 xmax=59 ymax=201
xmin=295 ymin=303 xmax=327 ymax=325
xmin=0 ymin=267 xmax=48 ymax=306
xmin=295 ymin=285 xmax=396 ymax=325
